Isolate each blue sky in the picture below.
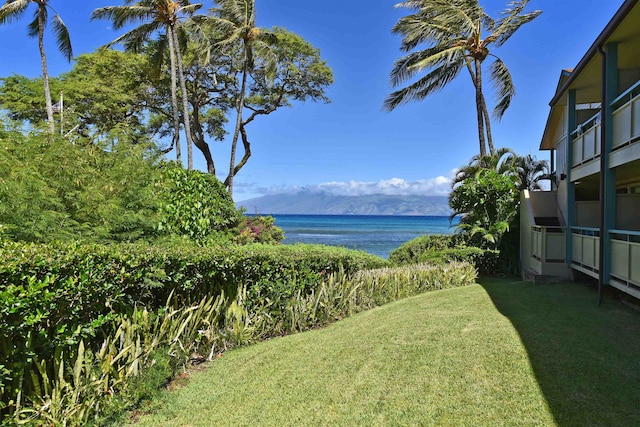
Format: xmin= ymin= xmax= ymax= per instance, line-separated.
xmin=0 ymin=0 xmax=625 ymax=201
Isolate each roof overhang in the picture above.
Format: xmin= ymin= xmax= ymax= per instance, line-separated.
xmin=540 ymin=0 xmax=640 ymax=150
xmin=550 ymin=0 xmax=640 ymax=107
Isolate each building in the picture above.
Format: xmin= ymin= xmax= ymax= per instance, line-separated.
xmin=520 ymin=0 xmax=640 ymax=299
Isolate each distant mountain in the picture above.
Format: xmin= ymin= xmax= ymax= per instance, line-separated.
xmin=237 ymin=191 xmax=452 ymax=216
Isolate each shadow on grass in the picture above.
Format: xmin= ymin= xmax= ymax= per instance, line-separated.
xmin=479 ymin=277 xmax=640 ymax=426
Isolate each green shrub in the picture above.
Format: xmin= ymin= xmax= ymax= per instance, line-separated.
xmin=389 ymin=234 xmax=463 ymax=264
xmin=352 ymin=262 xmax=477 ymax=307
xmin=156 ymin=164 xmax=240 ymax=243
xmin=233 ymin=214 xmax=284 ymax=245
xmin=0 ymin=240 xmax=478 ymax=425
xmin=419 ymin=247 xmax=500 ymax=276
xmin=0 ymin=130 xmax=162 ymax=243
xmin=390 ymin=234 xmax=500 ymax=276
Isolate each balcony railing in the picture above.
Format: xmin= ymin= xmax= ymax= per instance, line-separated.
xmin=568 ymin=79 xmax=640 ymax=169
xmin=570 ymin=113 xmax=601 ymax=167
xmin=532 ymin=225 xmax=565 ymax=263
xmin=611 ymin=80 xmax=640 ymax=150
xmin=571 ymin=227 xmax=600 ymax=273
xmin=610 ymin=230 xmax=640 ymax=287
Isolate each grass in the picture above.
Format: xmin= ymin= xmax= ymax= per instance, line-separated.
xmin=126 ymin=279 xmax=640 ymax=426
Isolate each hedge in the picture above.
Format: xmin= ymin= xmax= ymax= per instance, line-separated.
xmin=389 ymin=234 xmax=500 ymax=276
xmin=0 ymin=240 xmax=387 ymax=420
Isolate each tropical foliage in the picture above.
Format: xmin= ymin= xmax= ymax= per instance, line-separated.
xmin=449 ymin=168 xmax=519 ymax=247
xmin=91 ymin=0 xmax=202 ymax=169
xmin=0 ymin=240 xmax=393 ymax=424
xmin=0 ymin=0 xmax=72 ymax=134
xmin=386 ymin=0 xmax=541 ymax=156
xmin=0 ymin=50 xmax=153 ymax=144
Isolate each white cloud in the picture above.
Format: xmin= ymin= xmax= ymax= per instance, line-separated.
xmin=314 ymin=177 xmax=452 ymax=196
xmin=236 ymin=176 xmax=452 ymax=198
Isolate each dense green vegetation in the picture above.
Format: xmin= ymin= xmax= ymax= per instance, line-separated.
xmin=390 ymin=234 xmax=500 ymax=276
xmin=0 ymin=237 xmax=479 ymax=425
xmin=0 ymin=1 xmax=334 ymax=194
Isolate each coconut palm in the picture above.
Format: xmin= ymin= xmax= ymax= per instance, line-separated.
xmin=92 ymin=0 xmax=201 ymax=169
xmin=514 ymin=153 xmax=550 ymax=191
xmin=208 ymin=0 xmax=277 ymax=197
xmin=385 ymin=0 xmax=541 ymax=157
xmin=0 ymin=0 xmax=72 ymax=134
xmin=452 ymin=146 xmax=517 ymax=187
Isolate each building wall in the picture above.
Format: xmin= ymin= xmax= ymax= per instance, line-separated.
xmin=617 ymin=194 xmax=640 ymax=230
xmin=556 ymin=179 xmax=569 ymax=226
xmin=575 ymin=201 xmax=599 ymax=227
xmin=573 ymin=195 xmax=640 ymax=230
xmin=530 ymin=191 xmax=560 ymax=219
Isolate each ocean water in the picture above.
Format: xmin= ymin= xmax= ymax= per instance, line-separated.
xmin=271 ymin=214 xmax=457 ymax=259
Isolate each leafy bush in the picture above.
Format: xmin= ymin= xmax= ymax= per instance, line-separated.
xmin=233 ymin=214 xmax=284 ymax=245
xmin=419 ymin=247 xmax=500 ymax=276
xmin=449 ymin=169 xmax=519 ymax=248
xmin=0 ymin=130 xmax=265 ymax=246
xmin=389 ymin=234 xmax=465 ymax=264
xmin=390 ymin=234 xmax=500 ymax=276
xmin=156 ymin=164 xmax=240 ymax=243
xmin=0 ymin=129 xmax=162 ymax=242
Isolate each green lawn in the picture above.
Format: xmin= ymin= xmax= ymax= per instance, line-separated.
xmin=127 ymin=279 xmax=640 ymax=426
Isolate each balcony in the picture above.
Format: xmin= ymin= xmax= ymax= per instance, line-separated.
xmin=569 ymin=79 xmax=640 ymax=176
xmin=610 ymin=81 xmax=640 ymax=168
xmin=610 ymin=230 xmax=640 ymax=299
xmin=532 ymin=225 xmax=566 ymax=263
xmin=571 ymin=227 xmax=599 ymax=276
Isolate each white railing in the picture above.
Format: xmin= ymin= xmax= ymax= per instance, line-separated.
xmin=611 ymin=80 xmax=640 ymax=149
xmin=571 ymin=112 xmax=601 ymax=167
xmin=532 ymin=226 xmax=565 ymax=263
xmin=610 ymin=230 xmax=640 ymax=286
xmin=571 ymin=227 xmax=599 ymax=272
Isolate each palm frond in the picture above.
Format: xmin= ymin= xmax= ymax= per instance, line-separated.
xmin=179 ymin=3 xmax=203 ymax=17
xmin=103 ymin=22 xmax=160 ymax=52
xmin=52 ymin=13 xmax=73 ymax=62
xmin=147 ymin=32 xmax=169 ymax=74
xmin=215 ymin=0 xmax=253 ymax=25
xmin=486 ymin=1 xmax=541 ymax=47
xmin=26 ymin=8 xmax=40 ymax=38
xmin=489 ymin=57 xmax=515 ymax=120
xmin=91 ymin=5 xmax=155 ymax=29
xmin=393 ymin=15 xmax=459 ymax=52
xmin=389 ymin=44 xmax=464 ymax=87
xmin=384 ymin=59 xmax=463 ymax=111
xmin=0 ymin=0 xmax=30 ymax=24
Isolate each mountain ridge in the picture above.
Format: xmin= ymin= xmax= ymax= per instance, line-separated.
xmin=237 ymin=191 xmax=452 ymax=216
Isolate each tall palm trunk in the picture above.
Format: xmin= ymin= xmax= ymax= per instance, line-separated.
xmin=172 ymin=26 xmax=194 ymax=170
xmin=38 ymin=12 xmax=55 ymax=134
xmin=480 ymin=93 xmax=495 ymax=155
xmin=473 ymin=58 xmax=487 ymax=157
xmin=167 ymin=25 xmax=182 ymax=164
xmin=226 ymin=42 xmax=249 ymax=198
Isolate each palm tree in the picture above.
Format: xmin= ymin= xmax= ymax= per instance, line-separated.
xmin=92 ymin=0 xmax=201 ymax=169
xmin=208 ymin=0 xmax=276 ymax=197
xmin=0 ymin=0 xmax=72 ymax=134
xmin=452 ymin=146 xmax=516 ymax=187
xmin=514 ymin=154 xmax=550 ymax=191
xmin=385 ymin=0 xmax=541 ymax=157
